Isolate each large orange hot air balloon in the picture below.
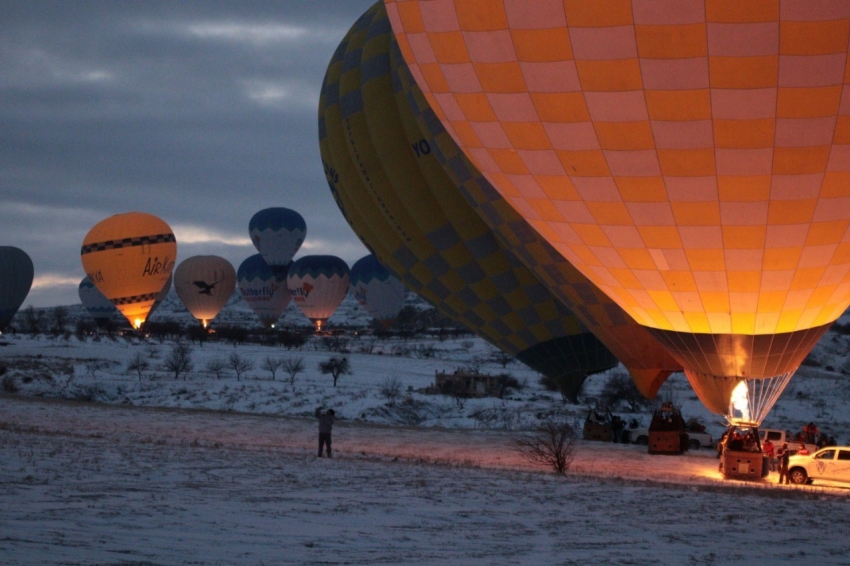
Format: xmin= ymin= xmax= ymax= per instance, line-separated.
xmin=81 ymin=212 xmax=176 ymax=329
xmin=386 ymin=0 xmax=850 ymax=425
xmin=320 ymin=3 xmax=621 ymax=400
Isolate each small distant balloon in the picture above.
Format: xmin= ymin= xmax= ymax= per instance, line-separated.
xmin=78 ymin=276 xmax=119 ymax=328
xmin=80 ymin=212 xmax=176 ymax=329
xmin=249 ymin=207 xmax=306 ymax=267
xmin=287 ymin=255 xmax=349 ymax=331
xmin=350 ymin=254 xmax=406 ymax=328
xmin=237 ymin=254 xmax=292 ymax=329
xmin=0 ymin=246 xmax=34 ymax=331
xmin=174 ymin=255 xmax=236 ymax=327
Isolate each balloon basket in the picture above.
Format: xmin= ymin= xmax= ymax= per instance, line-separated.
xmin=648 ymin=431 xmax=688 ymax=455
xmin=721 ymin=450 xmax=769 ymax=481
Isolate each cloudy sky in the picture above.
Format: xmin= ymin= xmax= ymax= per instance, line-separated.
xmin=1 ymin=0 xmax=376 ymax=307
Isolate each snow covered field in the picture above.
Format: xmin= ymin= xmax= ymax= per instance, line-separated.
xmin=2 ymin=324 xmax=850 ymax=564
xmin=2 ymin=395 xmax=850 ymax=565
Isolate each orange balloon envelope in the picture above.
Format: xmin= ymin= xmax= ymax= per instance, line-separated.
xmin=386 ymin=0 xmax=850 ymax=424
xmin=81 ymin=212 xmax=176 ymax=329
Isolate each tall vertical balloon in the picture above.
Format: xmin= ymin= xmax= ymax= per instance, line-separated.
xmin=237 ymin=254 xmax=292 ymax=329
xmin=386 ymin=0 xmax=850 ymax=425
xmin=78 ymin=276 xmax=119 ymax=328
xmin=318 ymin=2 xmax=625 ymax=400
xmin=350 ymin=254 xmax=407 ymax=328
xmin=80 ymin=212 xmax=176 ymax=329
xmin=287 ymin=255 xmax=349 ymax=331
xmin=173 ymin=255 xmax=236 ymax=327
xmin=0 ymin=246 xmax=34 ymax=332
xmin=249 ymin=208 xmax=306 ymax=267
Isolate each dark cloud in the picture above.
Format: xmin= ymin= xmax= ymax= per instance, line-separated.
xmin=0 ymin=0 xmax=375 ymax=306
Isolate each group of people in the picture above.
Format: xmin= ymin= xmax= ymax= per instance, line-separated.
xmin=793 ymin=422 xmax=837 ymax=448
xmin=762 ymin=439 xmax=794 ymax=484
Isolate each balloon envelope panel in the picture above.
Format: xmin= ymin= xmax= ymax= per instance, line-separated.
xmin=249 ymin=208 xmax=306 ymax=267
xmin=174 ymin=255 xmax=236 ymax=325
xmin=237 ymin=254 xmax=291 ymax=328
xmin=80 ymin=212 xmax=176 ymax=329
xmin=0 ymin=246 xmax=34 ymax=331
xmin=388 ymin=30 xmax=680 ymax=396
xmin=350 ymin=254 xmax=407 ymax=326
xmin=78 ymin=276 xmax=119 ymax=327
xmin=287 ymin=255 xmax=350 ymax=328
xmin=386 ymin=0 xmax=850 ymax=337
xmin=319 ymin=3 xmax=619 ymax=399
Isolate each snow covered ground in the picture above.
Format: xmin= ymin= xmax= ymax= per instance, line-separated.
xmin=3 ymin=297 xmax=850 ymax=563
xmin=2 ymin=395 xmax=849 ymax=565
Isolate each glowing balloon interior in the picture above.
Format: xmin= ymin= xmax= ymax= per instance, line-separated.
xmin=384 ymin=0 xmax=850 ymax=421
xmin=287 ymin=255 xmax=350 ymax=331
xmin=174 ymin=255 xmax=236 ymax=327
xmin=80 ymin=212 xmax=176 ymax=329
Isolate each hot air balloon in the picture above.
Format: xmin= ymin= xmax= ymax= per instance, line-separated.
xmin=386 ymin=0 xmax=850 ymax=426
xmin=237 ymin=254 xmax=292 ymax=329
xmin=319 ymin=3 xmax=623 ymax=399
xmin=350 ymin=254 xmax=407 ymax=328
xmin=0 ymin=246 xmax=34 ymax=332
xmin=249 ymin=208 xmax=307 ymax=267
xmin=80 ymin=212 xmax=176 ymax=330
xmin=78 ymin=276 xmax=119 ymax=328
xmin=319 ymin=6 xmax=648 ymax=399
xmin=174 ymin=255 xmax=236 ymax=327
xmin=287 ymin=255 xmax=349 ymax=331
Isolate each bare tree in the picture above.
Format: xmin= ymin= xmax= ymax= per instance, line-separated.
xmin=379 ymin=376 xmax=403 ymax=406
xmin=163 ymin=341 xmax=194 ymax=380
xmin=49 ymin=306 xmax=69 ymax=337
xmin=126 ymin=351 xmax=150 ymax=381
xmin=462 ymin=355 xmax=485 ymax=375
xmin=229 ymin=352 xmax=254 ymax=381
xmin=263 ymin=356 xmax=283 ymax=380
xmin=282 ymin=357 xmax=305 ymax=386
xmin=22 ymin=305 xmax=42 ymax=335
xmin=205 ymin=358 xmax=227 ymax=379
xmin=599 ymin=370 xmax=653 ymax=412
xmin=318 ymin=356 xmax=350 ymax=387
xmin=513 ymin=418 xmax=578 ymax=475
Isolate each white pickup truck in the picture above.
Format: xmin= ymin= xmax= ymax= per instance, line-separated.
xmin=628 ymin=425 xmax=714 ymax=450
xmin=759 ymin=429 xmax=818 ymax=455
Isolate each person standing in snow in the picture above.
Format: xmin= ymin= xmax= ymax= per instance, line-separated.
xmin=315 ymin=407 xmax=336 ymax=458
xmin=763 ymin=438 xmax=775 ymax=472
xmin=777 ymin=442 xmax=790 ymax=484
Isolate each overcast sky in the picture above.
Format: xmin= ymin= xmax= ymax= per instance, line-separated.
xmin=1 ymin=0 xmax=376 ymax=307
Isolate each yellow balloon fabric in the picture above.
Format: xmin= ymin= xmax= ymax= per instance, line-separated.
xmin=320 ymin=3 xmax=619 ymax=400
xmin=81 ymin=212 xmax=176 ymax=329
xmin=173 ymin=255 xmax=236 ymax=326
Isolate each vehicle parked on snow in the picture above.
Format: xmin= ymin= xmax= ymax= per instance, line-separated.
xmin=788 ymin=446 xmax=850 ymax=485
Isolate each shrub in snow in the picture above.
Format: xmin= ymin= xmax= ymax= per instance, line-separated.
xmin=205 ymin=358 xmax=227 ymax=379
xmin=263 ymin=357 xmax=283 ymax=381
xmin=379 ymin=376 xmax=403 ymax=406
xmin=599 ymin=371 xmax=653 ymax=412
xmin=319 ymin=356 xmax=350 ymax=387
xmin=228 ymin=352 xmax=253 ymax=381
xmin=163 ymin=342 xmax=194 ymax=380
xmin=281 ymin=357 xmax=305 ymax=386
xmin=513 ymin=418 xmax=577 ymax=475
